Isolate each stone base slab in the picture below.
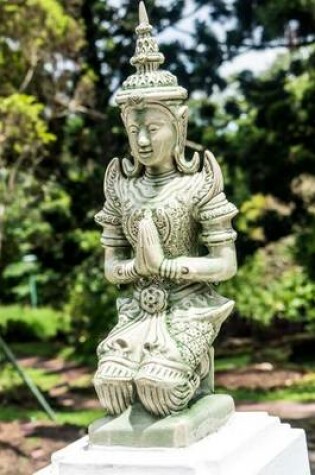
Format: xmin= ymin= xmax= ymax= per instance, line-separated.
xmin=89 ymin=394 xmax=234 ymax=448
xmin=34 ymin=412 xmax=311 ymax=475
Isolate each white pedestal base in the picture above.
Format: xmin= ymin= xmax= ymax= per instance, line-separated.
xmin=35 ymin=412 xmax=310 ymax=475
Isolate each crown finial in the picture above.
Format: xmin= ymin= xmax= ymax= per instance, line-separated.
xmin=130 ymin=1 xmax=164 ymax=74
xmin=139 ymin=1 xmax=149 ymax=25
xmin=115 ymin=2 xmax=188 ymax=106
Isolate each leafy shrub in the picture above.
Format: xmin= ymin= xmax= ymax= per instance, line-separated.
xmin=65 ymin=251 xmax=118 ymax=354
xmin=0 ymin=305 xmax=71 ymax=341
xmin=221 ymin=237 xmax=315 ymax=328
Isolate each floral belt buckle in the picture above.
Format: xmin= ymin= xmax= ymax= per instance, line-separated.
xmin=140 ymin=285 xmax=168 ymax=314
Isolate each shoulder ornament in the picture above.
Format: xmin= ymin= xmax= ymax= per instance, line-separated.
xmin=95 ymin=158 xmax=123 ymax=227
xmin=104 ymin=157 xmax=122 ymax=201
xmin=192 ymin=151 xmax=238 ymax=246
xmin=192 ymin=150 xmax=223 ymax=209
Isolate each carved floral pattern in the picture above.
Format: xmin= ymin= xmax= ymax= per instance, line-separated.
xmin=139 ymin=285 xmax=168 ymax=314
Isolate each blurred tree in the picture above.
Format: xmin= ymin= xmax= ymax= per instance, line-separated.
xmin=1 ymin=0 xmax=315 ymax=347
xmin=186 ymin=0 xmax=315 ymax=334
xmin=0 ymin=94 xmax=55 ymax=259
xmin=0 ymin=0 xmax=85 ymax=301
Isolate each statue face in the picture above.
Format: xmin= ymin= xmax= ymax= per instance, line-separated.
xmin=125 ymin=106 xmax=177 ymax=169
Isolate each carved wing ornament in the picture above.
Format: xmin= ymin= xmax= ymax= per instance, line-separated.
xmin=190 ymin=151 xmax=239 ymax=248
xmin=95 ymin=158 xmax=132 ymax=249
xmin=95 ymin=158 xmax=122 ymax=226
xmin=192 ymin=151 xmax=222 ymax=209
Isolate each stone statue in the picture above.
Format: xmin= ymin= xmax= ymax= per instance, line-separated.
xmin=94 ymin=1 xmax=238 ymax=420
xmin=33 ymin=3 xmax=312 ymax=469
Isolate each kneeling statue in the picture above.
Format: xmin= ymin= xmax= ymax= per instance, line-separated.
xmin=94 ymin=1 xmax=238 ymax=419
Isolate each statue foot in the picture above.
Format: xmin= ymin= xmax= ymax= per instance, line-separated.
xmin=94 ymin=379 xmax=134 ymax=415
xmin=94 ymin=358 xmax=138 ymax=415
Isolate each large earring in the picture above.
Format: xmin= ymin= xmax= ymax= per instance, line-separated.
xmin=120 ymin=110 xmax=143 ymax=178
xmin=174 ymin=131 xmax=200 ymax=175
xmin=122 ymin=156 xmax=143 ymax=178
xmin=173 ymin=106 xmax=200 ymax=174
xmin=175 ymin=149 xmax=200 ymax=174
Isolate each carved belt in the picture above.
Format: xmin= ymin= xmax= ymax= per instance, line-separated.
xmin=138 ymin=284 xmax=168 ymax=314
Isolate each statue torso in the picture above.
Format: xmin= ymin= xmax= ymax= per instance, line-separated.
xmin=119 ymin=171 xmax=202 ymax=258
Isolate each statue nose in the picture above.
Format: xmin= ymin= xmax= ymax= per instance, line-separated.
xmin=138 ymin=128 xmax=151 ymax=147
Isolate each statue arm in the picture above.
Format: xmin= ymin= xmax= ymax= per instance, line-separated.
xmin=159 ymin=242 xmax=237 ymax=283
xmin=139 ymin=150 xmax=238 ymax=283
xmin=158 ymin=149 xmax=237 ymax=283
xmin=96 ymin=158 xmax=142 ymax=285
xmin=104 ymin=247 xmax=140 ymax=285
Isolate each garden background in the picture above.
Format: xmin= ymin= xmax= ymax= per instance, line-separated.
xmin=0 ymin=0 xmax=315 ymax=473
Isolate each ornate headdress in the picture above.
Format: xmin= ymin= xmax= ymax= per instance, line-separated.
xmin=116 ymin=1 xmax=187 ymax=106
xmin=117 ymin=1 xmax=200 ymax=176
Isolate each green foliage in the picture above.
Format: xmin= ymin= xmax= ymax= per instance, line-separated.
xmin=57 ymin=408 xmax=105 ymax=426
xmin=0 ymin=362 xmax=60 ymax=393
xmin=0 ymin=404 xmax=104 ymax=426
xmin=0 ymin=305 xmax=71 ymax=341
xmin=0 ymin=93 xmax=55 ymax=155
xmin=295 ymin=216 xmax=315 ymax=308
xmin=65 ymin=252 xmax=118 ymax=354
xmin=219 ymin=381 xmax=315 ymax=404
xmin=0 ymin=0 xmax=83 ymax=57
xmin=237 ymin=194 xmax=267 ymax=241
xmin=0 ymin=343 xmax=103 ymax=424
xmin=215 ymin=354 xmax=251 ymax=371
xmin=221 ymin=238 xmax=315 ymax=326
xmin=0 ymin=171 xmax=75 ymax=304
xmin=256 ymin=0 xmax=315 ymax=40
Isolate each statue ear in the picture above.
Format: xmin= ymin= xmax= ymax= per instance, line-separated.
xmin=177 ymin=106 xmax=188 ymax=123
xmin=176 ymin=106 xmax=188 ymax=151
xmin=176 ymin=106 xmax=189 ymax=144
xmin=121 ymin=112 xmax=127 ymax=126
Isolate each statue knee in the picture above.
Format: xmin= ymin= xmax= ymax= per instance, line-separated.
xmin=134 ymin=359 xmax=200 ymax=417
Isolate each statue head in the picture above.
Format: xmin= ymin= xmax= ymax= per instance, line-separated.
xmin=116 ymin=1 xmax=200 ymax=177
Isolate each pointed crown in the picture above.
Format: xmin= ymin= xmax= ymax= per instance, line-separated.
xmin=116 ymin=1 xmax=188 ymax=107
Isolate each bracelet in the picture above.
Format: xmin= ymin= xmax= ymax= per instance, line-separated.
xmin=159 ymin=259 xmax=189 ymax=280
xmin=116 ymin=260 xmax=140 ymax=282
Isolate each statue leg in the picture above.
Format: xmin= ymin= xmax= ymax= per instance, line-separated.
xmin=94 ymin=335 xmax=140 ymax=415
xmin=94 ymin=311 xmax=147 ymax=415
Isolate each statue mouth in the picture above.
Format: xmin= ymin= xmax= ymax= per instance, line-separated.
xmin=139 ymin=149 xmax=153 ymax=159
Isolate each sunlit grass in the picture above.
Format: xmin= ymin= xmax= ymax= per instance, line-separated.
xmin=57 ymin=409 xmax=105 ymax=426
xmin=0 ymin=363 xmax=61 ymax=393
xmin=0 ymin=343 xmax=102 ymax=426
xmin=0 ymin=404 xmax=104 ymax=426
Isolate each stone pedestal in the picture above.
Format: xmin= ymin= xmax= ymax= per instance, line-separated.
xmin=35 ymin=412 xmax=310 ymax=475
xmin=89 ymin=395 xmax=234 ymax=448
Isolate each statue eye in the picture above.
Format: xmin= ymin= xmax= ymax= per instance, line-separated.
xmin=129 ymin=127 xmax=138 ymax=135
xmin=148 ymin=125 xmax=159 ymax=133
